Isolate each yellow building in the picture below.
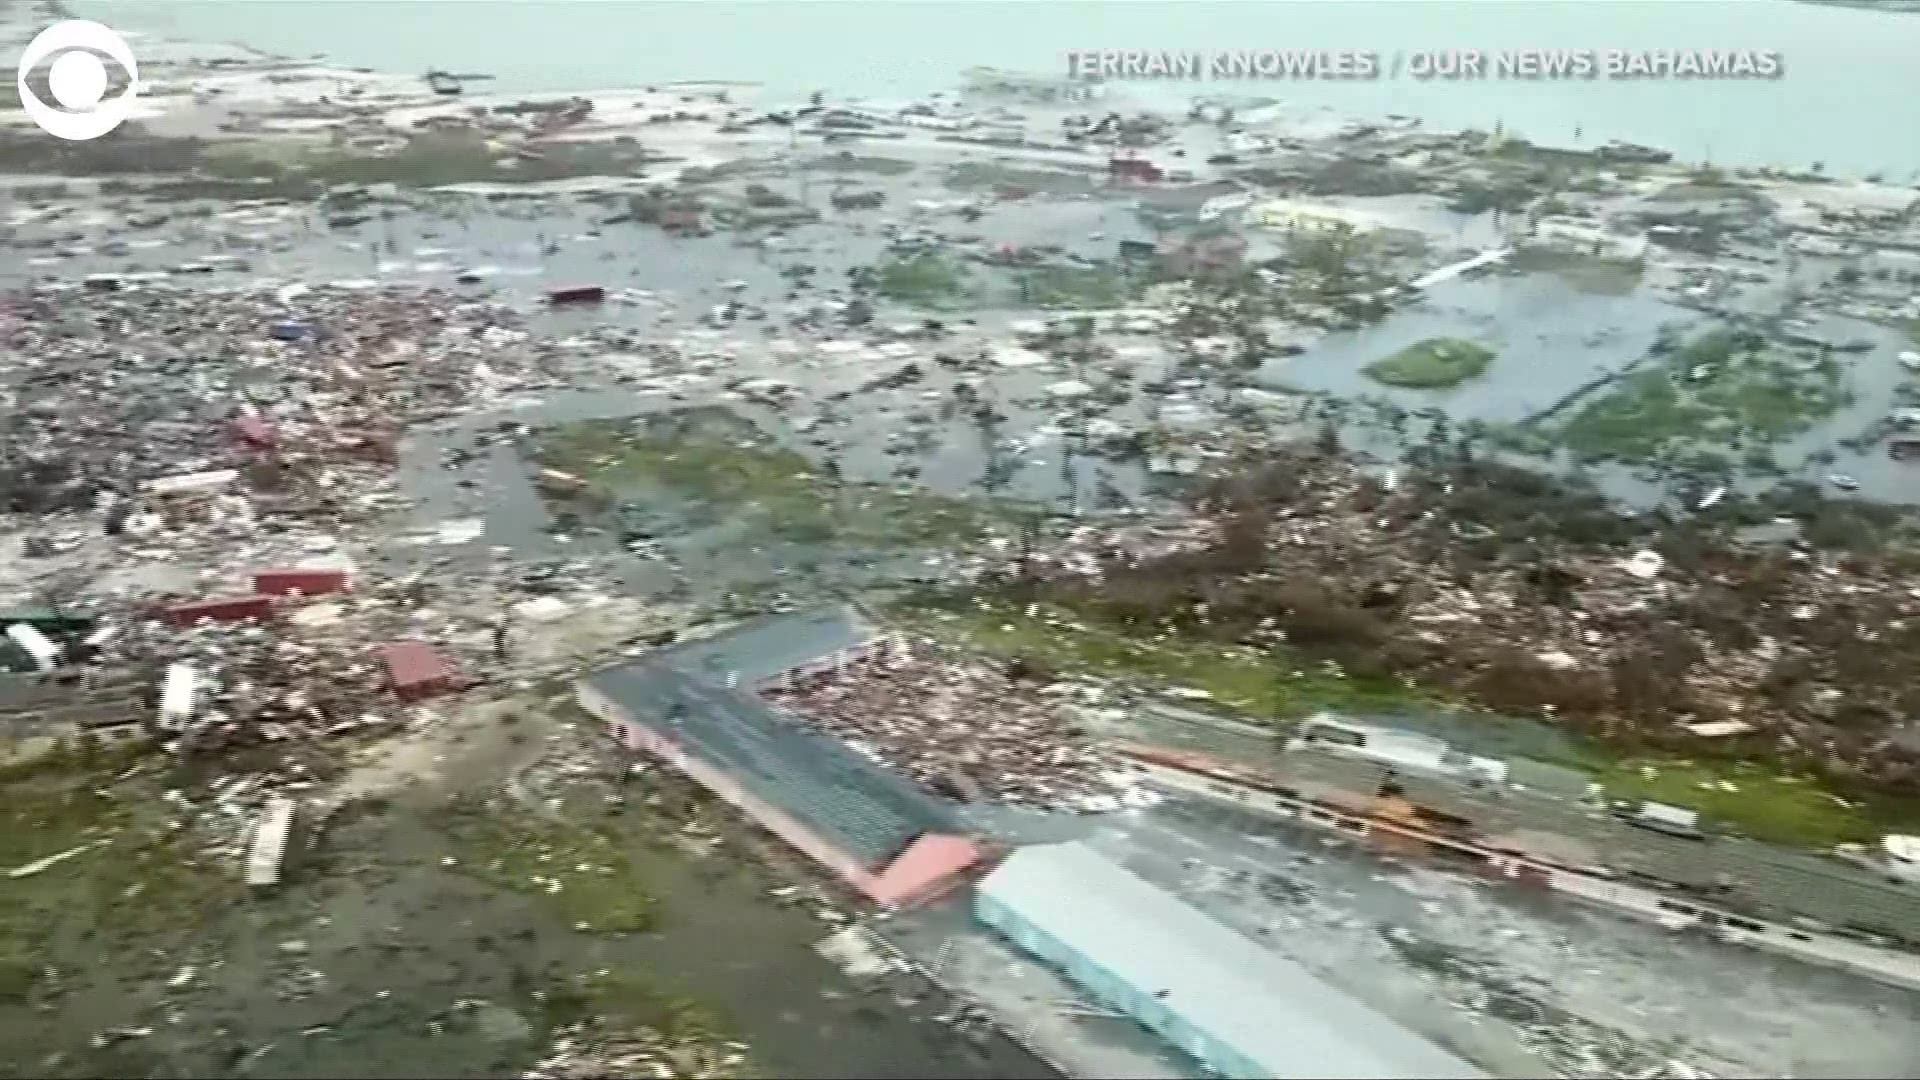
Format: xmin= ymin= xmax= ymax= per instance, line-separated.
xmin=1247 ymin=199 xmax=1377 ymax=234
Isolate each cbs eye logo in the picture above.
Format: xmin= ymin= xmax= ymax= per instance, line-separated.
xmin=16 ymin=20 xmax=140 ymax=142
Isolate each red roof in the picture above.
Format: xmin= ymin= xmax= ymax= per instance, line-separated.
xmin=546 ymin=285 xmax=606 ymax=305
xmin=865 ymin=833 xmax=983 ymax=908
xmin=254 ymin=567 xmax=350 ymax=597
xmin=163 ymin=594 xmax=275 ymax=627
xmin=381 ymin=641 xmax=451 ymax=689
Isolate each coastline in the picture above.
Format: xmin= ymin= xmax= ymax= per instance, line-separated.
xmin=1794 ymin=0 xmax=1920 ymax=13
xmin=56 ymin=0 xmax=1920 ymax=180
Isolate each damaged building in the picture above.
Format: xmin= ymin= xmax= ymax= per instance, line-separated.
xmin=576 ymin=606 xmax=986 ymax=909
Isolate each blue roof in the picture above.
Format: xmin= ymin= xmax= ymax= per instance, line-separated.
xmin=659 ymin=604 xmax=874 ymax=686
xmin=587 ymin=611 xmax=957 ymax=868
xmin=979 ymin=842 xmax=1486 ymax=1080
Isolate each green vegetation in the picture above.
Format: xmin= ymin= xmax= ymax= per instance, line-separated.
xmin=870 ymin=252 xmax=975 ymax=309
xmin=0 ymin=127 xmax=664 ymax=202
xmin=438 ymin=796 xmax=658 ymax=934
xmin=1509 ymin=246 xmax=1646 ymax=296
xmin=540 ymin=412 xmax=1016 ymax=549
xmin=1482 ymin=420 xmax=1560 ymax=457
xmin=1596 ymin=758 xmax=1885 ymax=850
xmin=801 ymin=153 xmax=915 ymax=176
xmin=1552 ymin=329 xmax=1855 ymax=467
xmin=537 ymin=968 xmax=731 ymax=1043
xmin=0 ymin=744 xmax=239 ymax=1004
xmin=941 ymin=161 xmax=1097 ymax=195
xmin=1364 ymin=338 xmax=1496 ymax=389
xmin=899 ymin=599 xmax=1429 ymax=720
xmin=1015 ymin=264 xmax=1136 ymax=309
xmin=907 ymin=600 xmax=1913 ymax=849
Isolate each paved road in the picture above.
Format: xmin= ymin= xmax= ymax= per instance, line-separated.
xmin=1097 ymin=709 xmax=1920 ymax=945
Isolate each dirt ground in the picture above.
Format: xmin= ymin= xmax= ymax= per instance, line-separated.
xmin=0 ymin=693 xmax=1059 ymax=1080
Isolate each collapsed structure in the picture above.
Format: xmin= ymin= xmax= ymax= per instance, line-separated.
xmin=576 ymin=606 xmax=986 ymax=908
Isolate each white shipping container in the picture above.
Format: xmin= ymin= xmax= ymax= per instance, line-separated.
xmin=5 ymin=623 xmax=60 ymax=671
xmin=1636 ymin=800 xmax=1700 ymax=831
xmin=246 ymin=797 xmax=297 ymax=888
xmin=159 ymin=662 xmax=198 ymax=729
xmin=143 ymin=468 xmax=240 ymax=497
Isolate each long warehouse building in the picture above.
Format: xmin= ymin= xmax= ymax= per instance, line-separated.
xmin=577 ymin=606 xmax=986 ymax=909
xmin=976 ymin=841 xmax=1485 ymax=1080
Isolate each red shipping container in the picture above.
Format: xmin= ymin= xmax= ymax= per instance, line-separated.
xmin=232 ymin=416 xmax=278 ymax=450
xmin=254 ymin=567 xmax=350 ymax=597
xmin=546 ymin=284 xmax=606 ymax=306
xmin=165 ymin=594 xmax=275 ymax=628
xmin=382 ymin=641 xmax=455 ymax=702
xmin=1108 ymin=157 xmax=1163 ymax=183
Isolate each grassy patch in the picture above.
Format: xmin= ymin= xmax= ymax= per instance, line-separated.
xmin=899 ymin=600 xmax=1916 ymax=851
xmin=1509 ymin=245 xmax=1646 ymax=296
xmin=941 ymin=161 xmax=1097 ymax=195
xmin=802 ymin=153 xmax=915 ymax=177
xmin=539 ymin=969 xmax=731 ymax=1042
xmin=539 ymin=412 xmax=1015 ymax=550
xmin=1552 ymin=329 xmax=1854 ymax=467
xmin=1595 ymin=758 xmax=1881 ymax=849
xmin=1014 ymin=264 xmax=1136 ymax=309
xmin=899 ymin=600 xmax=1428 ymax=719
xmin=870 ymin=252 xmax=975 ymax=310
xmin=1364 ymin=338 xmax=1495 ymax=389
xmin=1482 ymin=420 xmax=1560 ymax=457
xmin=0 ymin=747 xmax=241 ymax=1002
xmin=438 ymin=797 xmax=658 ymax=934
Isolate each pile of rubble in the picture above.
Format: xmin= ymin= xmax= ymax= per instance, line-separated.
xmin=0 ymin=281 xmax=625 ymax=772
xmin=761 ymin=649 xmax=1156 ymax=812
xmin=1036 ymin=445 xmax=1920 ymax=790
xmin=523 ymin=1022 xmax=749 ymax=1080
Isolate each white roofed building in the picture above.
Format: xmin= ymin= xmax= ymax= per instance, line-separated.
xmin=975 ymin=841 xmax=1484 ymax=1079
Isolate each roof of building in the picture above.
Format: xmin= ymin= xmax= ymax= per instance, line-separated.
xmin=381 ymin=641 xmax=451 ymax=688
xmin=978 ymin=842 xmax=1485 ymax=1080
xmin=655 ymin=604 xmax=874 ymax=686
xmin=587 ymin=659 xmax=957 ymax=868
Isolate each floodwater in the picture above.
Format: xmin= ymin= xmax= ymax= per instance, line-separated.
xmin=22 ymin=174 xmax=1920 ymax=545
xmin=1263 ymin=276 xmax=1687 ymax=422
xmin=1262 ymin=269 xmax=1920 ymax=506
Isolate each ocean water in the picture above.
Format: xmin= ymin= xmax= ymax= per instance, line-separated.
xmin=82 ymin=0 xmax=1920 ymax=179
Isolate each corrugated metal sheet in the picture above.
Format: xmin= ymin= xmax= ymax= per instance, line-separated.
xmin=254 ymin=567 xmax=350 ymax=597
xmin=159 ymin=662 xmax=198 ymax=728
xmin=657 ymin=605 xmax=873 ymax=686
xmin=5 ymin=623 xmax=59 ymax=671
xmin=977 ymin=842 xmax=1485 ymax=1080
xmin=382 ymin=641 xmax=450 ymax=689
xmin=246 ymin=797 xmax=297 ymax=888
xmin=588 ymin=660 xmax=955 ymax=867
xmin=165 ymin=595 xmax=274 ymax=627
xmin=144 ymin=469 xmax=239 ymax=497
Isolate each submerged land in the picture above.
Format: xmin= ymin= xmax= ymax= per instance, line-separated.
xmin=3 ymin=0 xmax=1920 ymax=1077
